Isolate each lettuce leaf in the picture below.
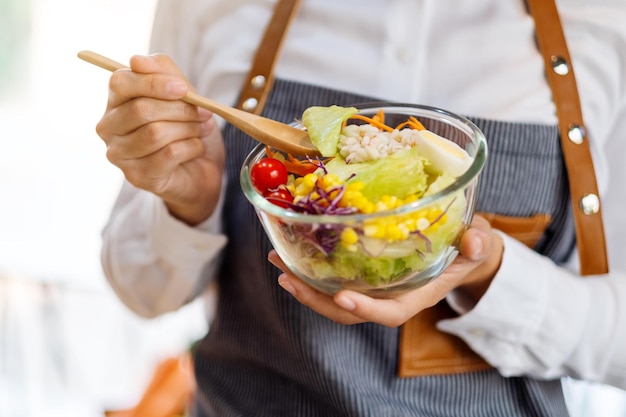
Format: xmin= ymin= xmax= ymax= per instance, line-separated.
xmin=324 ymin=145 xmax=430 ymax=202
xmin=302 ymin=105 xmax=358 ymax=157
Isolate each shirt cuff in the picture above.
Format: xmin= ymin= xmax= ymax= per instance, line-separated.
xmin=150 ymin=194 xmax=228 ymax=275
xmin=438 ymin=233 xmax=589 ymax=377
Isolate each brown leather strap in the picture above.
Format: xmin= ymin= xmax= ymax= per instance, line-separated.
xmin=235 ymin=0 xmax=302 ymax=115
xmin=526 ymin=0 xmax=609 ymax=275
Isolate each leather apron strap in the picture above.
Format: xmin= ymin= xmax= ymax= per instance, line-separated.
xmin=235 ymin=0 xmax=302 ymax=114
xmin=525 ymin=0 xmax=609 ymax=276
xmin=238 ymin=0 xmax=609 ymax=377
xmin=399 ymin=0 xmax=609 ymax=377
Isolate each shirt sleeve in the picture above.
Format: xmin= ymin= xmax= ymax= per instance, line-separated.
xmin=439 ymin=234 xmax=626 ymax=389
xmin=438 ymin=7 xmax=626 ymax=390
xmin=101 ymin=181 xmax=227 ymax=318
xmin=98 ymin=0 xmax=231 ymax=318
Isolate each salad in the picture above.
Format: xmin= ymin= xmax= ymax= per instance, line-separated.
xmin=247 ymin=105 xmax=474 ymax=289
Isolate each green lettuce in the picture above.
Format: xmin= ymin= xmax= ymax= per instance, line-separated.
xmin=302 ymin=105 xmax=358 ymax=157
xmin=324 ymin=145 xmax=430 ymax=202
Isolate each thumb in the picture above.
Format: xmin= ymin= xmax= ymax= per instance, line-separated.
xmin=459 ymin=226 xmax=492 ymax=261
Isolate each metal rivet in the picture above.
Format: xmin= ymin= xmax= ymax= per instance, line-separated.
xmin=568 ymin=124 xmax=585 ymax=145
xmin=580 ymin=194 xmax=600 ymax=215
xmin=241 ymin=97 xmax=258 ymax=112
xmin=250 ymin=75 xmax=266 ymax=89
xmin=551 ymin=55 xmax=569 ymax=76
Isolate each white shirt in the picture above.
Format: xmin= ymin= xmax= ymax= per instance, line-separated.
xmin=101 ymin=0 xmax=626 ymax=389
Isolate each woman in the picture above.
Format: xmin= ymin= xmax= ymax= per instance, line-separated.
xmin=95 ymin=0 xmax=626 ymax=415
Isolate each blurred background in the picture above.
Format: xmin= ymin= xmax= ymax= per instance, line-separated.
xmin=0 ymin=0 xmax=207 ymax=415
xmin=1 ymin=0 xmax=625 ymax=416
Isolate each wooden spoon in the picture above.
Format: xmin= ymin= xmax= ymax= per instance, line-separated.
xmin=77 ymin=50 xmax=320 ymax=157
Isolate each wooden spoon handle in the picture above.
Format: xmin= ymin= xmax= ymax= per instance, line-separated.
xmin=77 ymin=50 xmax=319 ymax=156
xmin=77 ymin=50 xmax=232 ymax=116
xmin=77 ymin=50 xmax=124 ymax=72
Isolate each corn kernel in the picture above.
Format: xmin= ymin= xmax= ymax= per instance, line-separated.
xmin=360 ymin=202 xmax=375 ymax=214
xmin=417 ymin=218 xmax=430 ymax=230
xmin=385 ymin=224 xmax=405 ymax=241
xmin=426 ymin=209 xmax=441 ymax=222
xmin=340 ymin=227 xmax=359 ymax=245
xmin=374 ymin=201 xmax=389 ymax=212
xmin=322 ymin=174 xmax=340 ymax=187
xmin=363 ymin=224 xmax=385 ymax=239
xmin=303 ymin=173 xmax=318 ymax=187
xmin=397 ymin=224 xmax=410 ymax=239
xmin=345 ymin=180 xmax=363 ymax=190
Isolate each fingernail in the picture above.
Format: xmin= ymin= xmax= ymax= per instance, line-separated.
xmin=166 ymin=81 xmax=187 ymax=96
xmin=467 ymin=232 xmax=488 ymax=261
xmin=473 ymin=234 xmax=484 ymax=256
xmin=278 ymin=275 xmax=297 ymax=296
xmin=335 ymin=295 xmax=356 ymax=311
xmin=267 ymin=251 xmax=279 ymax=267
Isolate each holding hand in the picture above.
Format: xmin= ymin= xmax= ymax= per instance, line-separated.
xmin=95 ymin=54 xmax=225 ymax=225
xmin=268 ymin=215 xmax=503 ymax=327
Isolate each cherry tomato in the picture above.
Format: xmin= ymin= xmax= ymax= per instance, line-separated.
xmin=264 ymin=188 xmax=294 ymax=208
xmin=250 ymin=157 xmax=289 ymax=193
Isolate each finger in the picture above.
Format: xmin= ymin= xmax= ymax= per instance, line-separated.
xmin=459 ymin=226 xmax=492 ymax=261
xmin=333 ymin=284 xmax=444 ymax=327
xmin=268 ymin=251 xmax=365 ymax=324
xmin=455 ymin=214 xmax=494 ymax=261
xmin=105 ymin=119 xmax=214 ymax=161
xmin=108 ymin=70 xmax=190 ymax=108
xmin=116 ymin=137 xmax=205 ymax=192
xmin=107 ymin=54 xmax=192 ymax=109
xmin=268 ymin=250 xmax=288 ymax=270
xmin=277 ymin=273 xmax=364 ymax=325
xmin=454 ymin=216 xmax=504 ymax=297
xmin=97 ymin=97 xmax=212 ymax=141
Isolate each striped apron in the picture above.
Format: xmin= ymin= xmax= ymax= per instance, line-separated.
xmin=192 ymin=78 xmax=574 ymax=416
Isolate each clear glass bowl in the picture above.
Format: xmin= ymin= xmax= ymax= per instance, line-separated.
xmin=240 ymin=103 xmax=487 ymax=297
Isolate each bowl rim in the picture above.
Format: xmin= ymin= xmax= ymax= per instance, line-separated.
xmin=240 ymin=102 xmax=488 ymax=223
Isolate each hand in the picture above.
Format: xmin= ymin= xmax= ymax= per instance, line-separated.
xmin=268 ymin=215 xmax=503 ymax=327
xmin=96 ymin=54 xmax=225 ymax=225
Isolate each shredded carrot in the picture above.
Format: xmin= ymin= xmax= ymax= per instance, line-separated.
xmin=407 ymin=116 xmax=426 ymax=130
xmin=266 ymin=146 xmax=325 ymax=176
xmin=265 ymin=146 xmax=279 ymax=159
xmin=395 ymin=116 xmax=426 ymax=131
xmin=284 ymin=154 xmax=322 ymax=176
xmin=348 ymin=114 xmax=395 ymax=132
xmin=373 ymin=108 xmax=385 ymax=125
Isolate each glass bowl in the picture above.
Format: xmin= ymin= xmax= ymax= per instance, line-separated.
xmin=240 ymin=103 xmax=487 ymax=297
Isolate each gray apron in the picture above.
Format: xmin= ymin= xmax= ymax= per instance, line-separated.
xmin=191 ymin=78 xmax=573 ymax=416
